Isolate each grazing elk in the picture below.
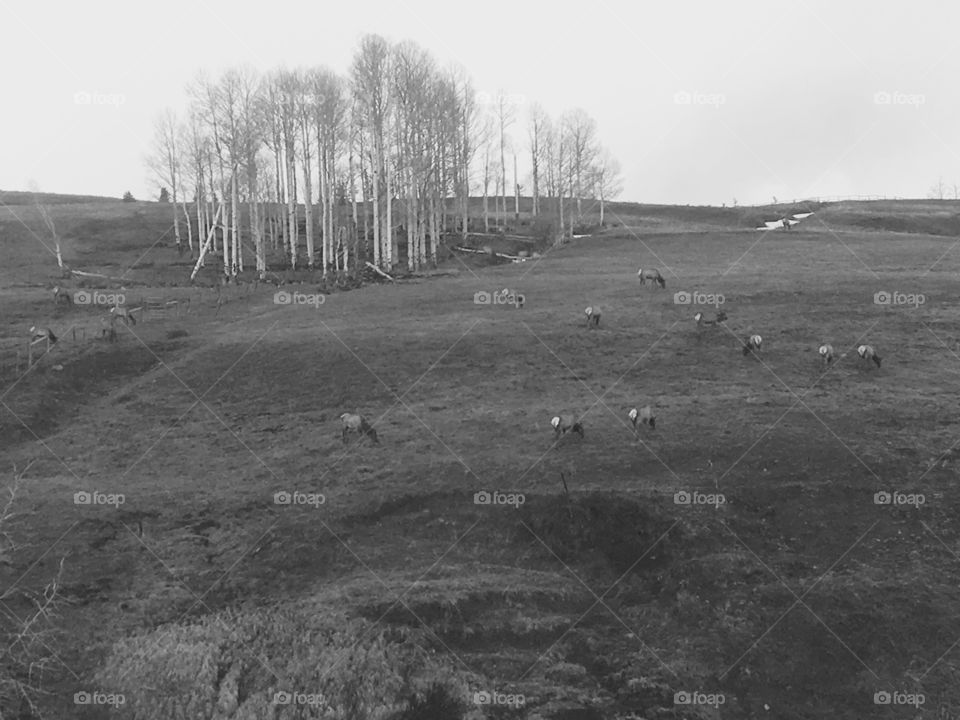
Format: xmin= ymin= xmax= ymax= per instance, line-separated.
xmin=100 ymin=315 xmax=117 ymax=342
xmin=551 ymin=412 xmax=585 ymax=439
xmin=628 ymin=406 xmax=656 ymax=432
xmin=694 ymin=310 xmax=728 ymax=327
xmin=818 ymin=344 xmax=834 ymax=367
xmin=110 ymin=304 xmax=137 ymax=326
xmin=742 ymin=334 xmax=763 ymax=356
xmin=585 ymin=306 xmax=601 ymax=328
xmin=637 ymin=267 xmax=666 ymax=288
xmin=29 ymin=326 xmax=57 ymax=344
xmin=52 ymin=286 xmax=73 ymax=305
xmin=340 ymin=413 xmax=379 ymax=444
xmin=857 ymin=344 xmax=882 ymax=369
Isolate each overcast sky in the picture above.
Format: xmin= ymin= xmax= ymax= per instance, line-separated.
xmin=2 ymin=0 xmax=957 ymax=205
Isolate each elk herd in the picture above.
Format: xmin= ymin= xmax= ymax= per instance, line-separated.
xmin=28 ymin=262 xmax=886 ymax=451
xmin=343 ymin=264 xmax=884 ymax=451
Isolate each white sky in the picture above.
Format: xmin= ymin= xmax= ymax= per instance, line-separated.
xmin=2 ymin=0 xmax=958 ymax=205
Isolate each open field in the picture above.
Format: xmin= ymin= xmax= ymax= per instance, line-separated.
xmin=2 ymin=197 xmax=960 ymax=718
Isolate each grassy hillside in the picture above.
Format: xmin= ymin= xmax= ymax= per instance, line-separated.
xmin=1 ymin=193 xmax=959 ymax=719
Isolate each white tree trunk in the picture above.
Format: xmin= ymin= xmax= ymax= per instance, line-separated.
xmin=372 ymin=144 xmax=381 ymax=268
xmin=231 ymin=170 xmax=240 ymax=274
xmin=181 ymin=198 xmax=193 ymax=252
xmin=385 ymin=156 xmax=393 ymax=268
xmin=318 ymin=146 xmax=327 ymax=276
xmin=191 ymin=203 xmax=224 ymax=280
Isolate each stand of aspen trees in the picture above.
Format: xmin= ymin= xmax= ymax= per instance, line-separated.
xmin=147 ymin=35 xmax=623 ymax=280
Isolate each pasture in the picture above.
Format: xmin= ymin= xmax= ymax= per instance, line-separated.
xmin=3 ymin=197 xmax=960 ymax=718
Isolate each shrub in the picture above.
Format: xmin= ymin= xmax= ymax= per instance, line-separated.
xmin=94 ymin=606 xmax=471 ymax=719
xmin=530 ymin=217 xmax=556 ymax=249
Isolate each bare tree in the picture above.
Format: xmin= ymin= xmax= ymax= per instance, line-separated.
xmin=27 ymin=182 xmax=65 ymax=275
xmin=588 ymin=148 xmax=623 ymax=226
xmin=147 ymin=109 xmax=184 ymax=255
xmin=233 ymin=67 xmax=266 ymax=279
xmin=562 ymin=108 xmax=599 ymax=224
xmin=351 ymin=34 xmax=393 ymax=269
xmin=929 ymin=176 xmax=946 ymax=200
xmin=495 ymin=90 xmax=516 ymax=228
xmin=276 ymin=70 xmax=301 ymax=269
xmin=528 ymin=102 xmax=549 ymax=218
xmin=451 ymin=68 xmax=478 ymax=240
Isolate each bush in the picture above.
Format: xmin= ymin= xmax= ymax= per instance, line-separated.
xmin=530 ymin=217 xmax=556 ymax=249
xmin=122 ymin=191 xmax=136 ymax=202
xmin=94 ymin=606 xmax=472 ymax=719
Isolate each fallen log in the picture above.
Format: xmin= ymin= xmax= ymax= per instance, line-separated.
xmin=365 ymin=261 xmax=396 ymax=283
xmin=451 ymin=246 xmax=528 ymax=263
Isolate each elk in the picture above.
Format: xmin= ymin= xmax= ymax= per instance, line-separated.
xmin=551 ymin=412 xmax=585 ymax=439
xmin=110 ymin=304 xmax=137 ymax=326
xmin=742 ymin=334 xmax=763 ymax=356
xmin=637 ymin=267 xmax=666 ymax=288
xmin=585 ymin=306 xmax=601 ymax=328
xmin=29 ymin=326 xmax=57 ymax=344
xmin=818 ymin=344 xmax=834 ymax=367
xmin=857 ymin=344 xmax=882 ymax=369
xmin=628 ymin=406 xmax=656 ymax=432
xmin=52 ymin=286 xmax=73 ymax=305
xmin=340 ymin=413 xmax=380 ymax=444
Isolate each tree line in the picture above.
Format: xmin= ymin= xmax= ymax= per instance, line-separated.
xmin=147 ymin=33 xmax=623 ymax=279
